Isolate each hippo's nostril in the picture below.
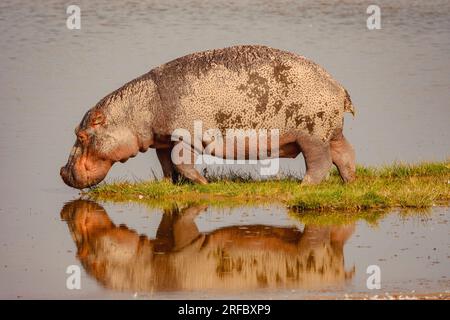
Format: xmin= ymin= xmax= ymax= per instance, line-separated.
xmin=60 ymin=166 xmax=67 ymax=178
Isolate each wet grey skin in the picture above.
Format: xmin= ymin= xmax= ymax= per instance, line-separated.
xmin=60 ymin=45 xmax=356 ymax=189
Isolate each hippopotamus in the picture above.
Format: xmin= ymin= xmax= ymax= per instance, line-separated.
xmin=60 ymin=45 xmax=356 ymax=189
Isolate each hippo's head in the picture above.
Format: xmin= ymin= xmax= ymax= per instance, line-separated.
xmin=60 ymin=107 xmax=142 ymax=189
xmin=61 ymin=76 xmax=160 ymax=189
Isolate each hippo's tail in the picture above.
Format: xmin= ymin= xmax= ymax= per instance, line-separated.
xmin=344 ymin=89 xmax=356 ymax=116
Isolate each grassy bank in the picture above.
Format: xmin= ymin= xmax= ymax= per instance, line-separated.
xmin=86 ymin=161 xmax=450 ymax=212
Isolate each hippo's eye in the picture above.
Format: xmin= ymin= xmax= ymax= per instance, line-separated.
xmin=91 ymin=112 xmax=105 ymax=126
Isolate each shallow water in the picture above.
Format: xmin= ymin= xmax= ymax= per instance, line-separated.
xmin=0 ymin=1 xmax=449 ymax=298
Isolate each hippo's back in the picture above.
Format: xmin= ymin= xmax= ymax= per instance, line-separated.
xmin=150 ymin=45 xmax=349 ymax=141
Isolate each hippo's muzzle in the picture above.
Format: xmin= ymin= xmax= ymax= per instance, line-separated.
xmin=60 ymin=165 xmax=98 ymax=189
xmin=60 ymin=144 xmax=112 ymax=189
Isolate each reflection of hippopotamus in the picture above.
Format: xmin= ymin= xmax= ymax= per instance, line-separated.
xmin=60 ymin=200 xmax=355 ymax=292
xmin=60 ymin=45 xmax=356 ymax=188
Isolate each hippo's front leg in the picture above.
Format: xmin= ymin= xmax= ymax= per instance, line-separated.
xmin=164 ymin=142 xmax=208 ymax=185
xmin=156 ymin=148 xmax=180 ymax=183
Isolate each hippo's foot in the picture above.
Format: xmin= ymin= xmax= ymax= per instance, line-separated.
xmin=297 ymin=134 xmax=333 ymax=185
xmin=156 ymin=148 xmax=181 ymax=183
xmin=174 ymin=163 xmax=208 ymax=185
xmin=156 ymin=144 xmax=208 ymax=185
xmin=330 ymin=131 xmax=356 ymax=183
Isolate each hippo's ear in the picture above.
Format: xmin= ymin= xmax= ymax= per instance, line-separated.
xmin=90 ymin=111 xmax=105 ymax=127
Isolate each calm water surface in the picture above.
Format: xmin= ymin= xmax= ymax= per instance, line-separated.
xmin=0 ymin=0 xmax=449 ymax=298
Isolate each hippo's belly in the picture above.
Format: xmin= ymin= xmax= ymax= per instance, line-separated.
xmin=166 ymin=61 xmax=345 ymax=142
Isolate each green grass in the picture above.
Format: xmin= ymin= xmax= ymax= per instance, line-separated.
xmin=86 ymin=161 xmax=450 ymax=212
xmin=288 ymin=208 xmax=388 ymax=226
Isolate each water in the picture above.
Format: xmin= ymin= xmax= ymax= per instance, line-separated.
xmin=54 ymin=201 xmax=450 ymax=299
xmin=0 ymin=0 xmax=449 ymax=298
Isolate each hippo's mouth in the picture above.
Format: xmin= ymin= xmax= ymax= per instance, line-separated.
xmin=60 ymin=145 xmax=113 ymax=189
xmin=60 ymin=162 xmax=112 ymax=189
xmin=60 ymin=166 xmax=97 ymax=189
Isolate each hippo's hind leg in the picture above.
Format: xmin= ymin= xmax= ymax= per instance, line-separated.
xmin=156 ymin=148 xmax=180 ymax=183
xmin=297 ymin=134 xmax=333 ymax=185
xmin=330 ymin=130 xmax=356 ymax=183
xmin=170 ymin=142 xmax=208 ymax=185
xmin=175 ymin=163 xmax=208 ymax=184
